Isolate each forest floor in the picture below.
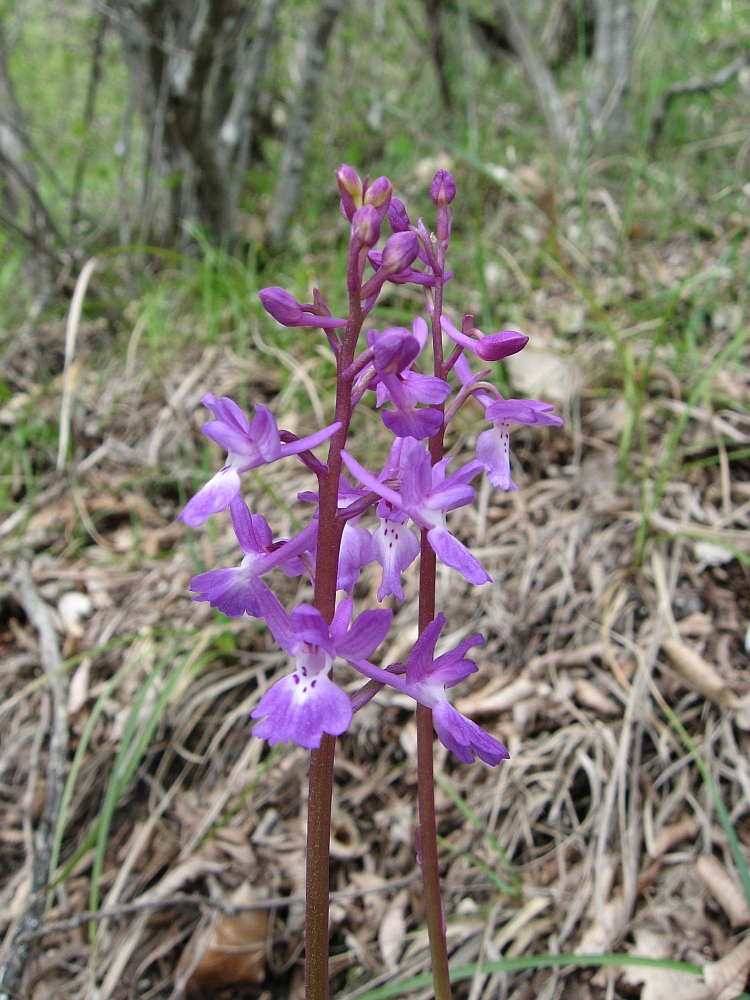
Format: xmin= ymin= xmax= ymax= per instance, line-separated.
xmin=2 ymin=209 xmax=750 ymax=1000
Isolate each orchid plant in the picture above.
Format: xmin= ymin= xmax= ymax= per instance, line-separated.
xmin=180 ymin=165 xmax=562 ymax=1000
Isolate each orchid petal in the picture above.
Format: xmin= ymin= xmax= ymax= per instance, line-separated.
xmin=433 ymin=702 xmax=509 ymax=765
xmin=179 ymin=466 xmax=242 ymax=526
xmin=427 ymin=527 xmax=491 ymax=585
xmin=335 ymin=608 xmax=392 ymax=661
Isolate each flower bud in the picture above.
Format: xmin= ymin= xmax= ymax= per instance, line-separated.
xmin=351 ymin=205 xmax=381 ymax=249
xmin=258 ymin=287 xmax=347 ymax=329
xmin=258 ymin=286 xmax=303 ymax=325
xmin=474 ymin=330 xmax=529 ymax=362
xmin=336 ymin=164 xmax=363 ymax=220
xmin=430 ymin=169 xmax=456 ymax=206
xmin=430 ymin=169 xmax=456 ymax=242
xmin=364 ymin=175 xmax=392 ymax=213
xmin=367 ymin=327 xmax=420 ymax=375
xmin=380 ymin=231 xmax=419 ymax=274
xmin=387 ymin=197 xmax=411 ymax=233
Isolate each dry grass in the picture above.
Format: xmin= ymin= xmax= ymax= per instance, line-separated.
xmin=1 ymin=236 xmax=750 ymax=1000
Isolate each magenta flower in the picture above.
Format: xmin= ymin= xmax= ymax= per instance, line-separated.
xmin=371 ymin=500 xmax=420 ymax=603
xmin=341 ymin=437 xmax=491 ymax=585
xmin=189 ymin=497 xmax=315 ymax=617
xmin=250 ymin=591 xmax=392 ymax=749
xmin=367 ymin=326 xmax=421 ymax=375
xmin=179 ymin=395 xmax=341 ymax=527
xmin=453 ymin=355 xmax=563 ymax=490
xmin=441 ymin=314 xmax=528 ymax=363
xmin=479 ymin=397 xmax=563 ymax=490
xmin=376 ymin=371 xmax=450 ymax=439
xmin=351 ymin=613 xmax=509 ymax=765
xmin=259 ymin=287 xmax=347 ymax=329
xmin=370 ymin=317 xmax=449 ymax=439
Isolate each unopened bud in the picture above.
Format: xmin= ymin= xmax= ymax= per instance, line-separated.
xmin=475 ymin=330 xmax=529 ymax=361
xmin=368 ymin=327 xmax=420 ymax=374
xmin=430 ymin=169 xmax=456 ymax=206
xmin=364 ymin=175 xmax=392 ymax=213
xmin=336 ymin=164 xmax=363 ymax=220
xmin=387 ymin=197 xmax=411 ymax=233
xmin=380 ymin=231 xmax=419 ymax=274
xmin=351 ymin=205 xmax=381 ymax=249
xmin=258 ymin=286 xmax=303 ymax=325
xmin=258 ymin=286 xmax=347 ymax=329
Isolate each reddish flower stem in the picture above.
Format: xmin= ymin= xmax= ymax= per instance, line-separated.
xmin=305 ymin=249 xmax=364 ymax=1000
xmin=416 ymin=245 xmax=452 ymax=1000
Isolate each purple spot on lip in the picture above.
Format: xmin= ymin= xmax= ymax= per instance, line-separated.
xmin=294 ymin=675 xmax=300 ymax=684
xmin=311 ymin=679 xmax=317 ymax=687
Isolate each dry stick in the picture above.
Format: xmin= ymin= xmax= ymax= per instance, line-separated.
xmin=56 ymin=256 xmax=99 ymax=472
xmin=0 ymin=563 xmax=69 ymax=1000
xmin=649 ymin=53 xmax=750 ymax=147
xmin=19 ymin=873 xmax=425 ymax=942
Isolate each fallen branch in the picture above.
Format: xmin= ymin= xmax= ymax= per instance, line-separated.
xmin=18 ymin=871 xmax=425 ymax=942
xmin=0 ymin=562 xmax=69 ymax=1000
xmin=649 ymin=53 xmax=749 ymax=146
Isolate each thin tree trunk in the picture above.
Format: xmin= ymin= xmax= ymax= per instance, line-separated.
xmin=587 ymin=0 xmax=634 ymax=141
xmin=220 ymin=0 xmax=284 ymax=240
xmin=112 ymin=0 xmax=284 ymax=246
xmin=493 ymin=0 xmax=570 ymax=149
xmin=266 ymin=0 xmax=343 ymax=247
xmin=70 ymin=13 xmax=107 ymax=234
xmin=422 ymin=0 xmax=452 ymax=110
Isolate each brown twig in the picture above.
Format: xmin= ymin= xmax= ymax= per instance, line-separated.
xmin=17 ymin=872 xmax=425 ymax=943
xmin=0 ymin=562 xmax=69 ymax=1000
xmin=649 ymin=53 xmax=750 ymax=147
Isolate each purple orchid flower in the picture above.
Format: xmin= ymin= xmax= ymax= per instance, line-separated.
xmin=367 ymin=326 xmax=421 ymax=375
xmin=179 ymin=395 xmax=341 ymax=527
xmin=250 ymin=591 xmax=392 ymax=750
xmin=351 ymin=613 xmax=509 ymax=765
xmin=441 ymin=314 xmax=528 ymax=363
xmin=371 ymin=500 xmax=420 ymax=603
xmin=453 ymin=355 xmax=563 ymax=490
xmin=376 ymin=371 xmax=450 ymax=439
xmin=369 ymin=317 xmax=449 ymax=439
xmin=189 ymin=496 xmax=315 ymax=617
xmin=341 ymin=437 xmax=491 ymax=586
xmin=479 ymin=397 xmax=563 ymax=490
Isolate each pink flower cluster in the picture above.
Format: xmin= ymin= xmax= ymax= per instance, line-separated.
xmin=180 ymin=166 xmax=562 ymax=765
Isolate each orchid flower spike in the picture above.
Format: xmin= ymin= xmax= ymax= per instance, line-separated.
xmin=189 ymin=497 xmax=315 ymax=616
xmin=250 ymin=591 xmax=392 ymax=749
xmin=342 ymin=437 xmax=491 ymax=585
xmin=351 ymin=613 xmax=509 ymax=765
xmin=179 ymin=394 xmax=341 ymax=526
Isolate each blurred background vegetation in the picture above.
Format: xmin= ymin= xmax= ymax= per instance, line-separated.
xmin=0 ymin=0 xmax=749 ymax=503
